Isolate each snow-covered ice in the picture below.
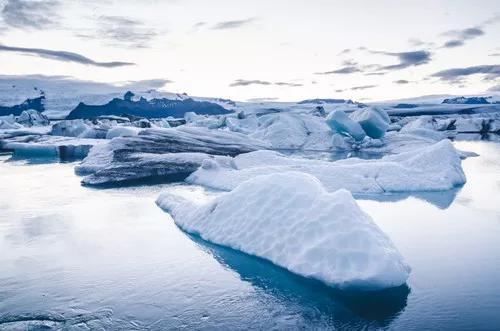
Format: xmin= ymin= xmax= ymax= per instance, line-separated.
xmin=187 ymin=139 xmax=466 ymax=194
xmin=105 ymin=126 xmax=141 ymax=139
xmin=249 ymin=113 xmax=342 ymax=150
xmin=157 ymin=171 xmax=411 ymax=289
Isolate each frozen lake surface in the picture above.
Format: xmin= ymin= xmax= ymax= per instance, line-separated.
xmin=1 ymin=141 xmax=499 ymax=330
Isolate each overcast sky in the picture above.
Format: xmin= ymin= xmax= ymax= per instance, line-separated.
xmin=0 ymin=0 xmax=499 ymax=101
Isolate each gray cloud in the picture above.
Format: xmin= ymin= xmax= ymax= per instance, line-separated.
xmin=440 ymin=14 xmax=500 ymax=49
xmin=247 ymin=97 xmax=279 ymax=102
xmin=441 ymin=26 xmax=484 ymax=48
xmin=1 ymin=0 xmax=60 ymax=30
xmin=315 ymin=66 xmax=361 ymax=75
xmin=77 ymin=15 xmax=159 ymax=48
xmin=230 ymin=79 xmax=302 ymax=87
xmin=350 ymin=84 xmax=377 ymax=91
xmin=212 ymin=18 xmax=255 ymax=30
xmin=230 ymin=79 xmax=271 ymax=87
xmin=327 ymin=49 xmax=431 ymax=75
xmin=122 ymin=78 xmax=173 ymax=90
xmin=443 ymin=40 xmax=465 ymax=48
xmin=274 ymin=81 xmax=303 ymax=87
xmin=335 ymin=84 xmax=378 ymax=93
xmin=364 ymin=72 xmax=386 ymax=76
xmin=370 ymin=50 xmax=432 ymax=70
xmin=193 ymin=21 xmax=207 ymax=29
xmin=394 ymin=79 xmax=410 ymax=84
xmin=431 ymin=64 xmax=500 ymax=81
xmin=487 ymin=85 xmax=500 ymax=92
xmin=408 ymin=38 xmax=435 ymax=48
xmin=0 ymin=44 xmax=135 ymax=67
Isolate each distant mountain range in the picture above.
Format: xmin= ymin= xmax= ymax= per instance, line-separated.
xmin=66 ymin=92 xmax=232 ymax=119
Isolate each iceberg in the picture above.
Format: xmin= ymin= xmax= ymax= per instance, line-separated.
xmin=105 ymin=126 xmax=141 ymax=139
xmin=76 ymin=126 xmax=269 ymax=185
xmin=187 ymin=139 xmax=466 ymax=193
xmin=184 ymin=112 xmax=226 ymax=129
xmin=350 ymin=107 xmax=390 ymax=139
xmin=2 ymin=136 xmax=104 ymax=159
xmin=157 ymin=171 xmax=411 ymax=289
xmin=0 ymin=115 xmax=22 ymax=130
xmin=326 ymin=110 xmax=366 ymax=141
xmin=15 ymin=110 xmax=50 ymax=127
xmin=50 ymin=119 xmax=93 ymax=137
xmin=249 ymin=113 xmax=341 ymax=150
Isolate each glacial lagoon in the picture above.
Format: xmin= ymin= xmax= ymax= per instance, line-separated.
xmin=0 ymin=141 xmax=499 ymax=330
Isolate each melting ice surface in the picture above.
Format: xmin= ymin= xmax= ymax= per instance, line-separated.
xmin=0 ymin=141 xmax=500 ymax=330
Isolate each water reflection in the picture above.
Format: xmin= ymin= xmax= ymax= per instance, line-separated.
xmin=188 ymin=233 xmax=410 ymax=329
xmin=356 ymin=187 xmax=461 ymax=210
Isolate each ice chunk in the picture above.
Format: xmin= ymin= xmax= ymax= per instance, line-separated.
xmin=3 ymin=136 xmax=104 ymax=159
xmin=184 ymin=112 xmax=226 ymax=129
xmin=157 ymin=172 xmax=411 ymax=289
xmin=453 ymin=118 xmax=488 ymax=133
xmin=50 ymin=119 xmax=92 ymax=137
xmin=187 ymin=139 xmax=466 ymax=193
xmin=326 ymin=110 xmax=366 ymax=141
xmin=16 ymin=110 xmax=50 ymax=127
xmin=250 ymin=113 xmax=339 ymax=150
xmin=0 ymin=115 xmax=22 ymax=129
xmin=76 ymin=126 xmax=269 ymax=185
xmin=350 ymin=107 xmax=389 ymax=139
xmin=105 ymin=126 xmax=141 ymax=139
xmin=225 ymin=115 xmax=259 ymax=134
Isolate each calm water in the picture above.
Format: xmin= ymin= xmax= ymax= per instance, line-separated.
xmin=0 ymin=141 xmax=499 ymax=330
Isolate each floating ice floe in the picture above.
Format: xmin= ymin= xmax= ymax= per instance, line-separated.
xmin=184 ymin=111 xmax=226 ymax=129
xmin=75 ymin=126 xmax=269 ymax=185
xmin=187 ymin=139 xmax=466 ymax=194
xmin=15 ymin=110 xmax=50 ymax=127
xmin=350 ymin=107 xmax=390 ymax=139
xmin=249 ymin=113 xmax=344 ymax=150
xmin=0 ymin=115 xmax=22 ymax=130
xmin=2 ymin=136 xmax=104 ymax=159
xmin=50 ymin=119 xmax=95 ymax=137
xmin=105 ymin=126 xmax=141 ymax=139
xmin=157 ymin=171 xmax=411 ymax=290
xmin=326 ymin=109 xmax=366 ymax=141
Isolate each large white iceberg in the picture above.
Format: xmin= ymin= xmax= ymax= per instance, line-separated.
xmin=249 ymin=113 xmax=341 ymax=150
xmin=157 ymin=171 xmax=411 ymax=289
xmin=187 ymin=139 xmax=466 ymax=193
